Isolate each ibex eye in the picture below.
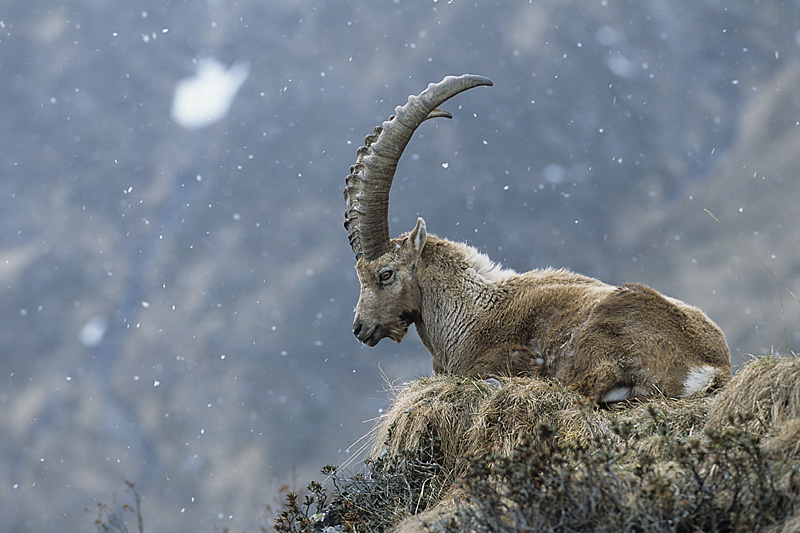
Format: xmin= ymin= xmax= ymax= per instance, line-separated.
xmin=379 ymin=270 xmax=393 ymax=282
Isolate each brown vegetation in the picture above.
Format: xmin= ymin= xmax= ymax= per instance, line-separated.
xmin=277 ymin=353 xmax=800 ymax=532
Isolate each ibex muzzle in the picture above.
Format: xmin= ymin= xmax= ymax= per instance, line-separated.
xmin=343 ymin=74 xmax=732 ymax=403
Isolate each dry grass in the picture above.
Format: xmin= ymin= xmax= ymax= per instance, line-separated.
xmin=278 ymin=354 xmax=800 ymax=532
xmin=706 ymin=354 xmax=800 ymax=458
xmin=371 ymin=376 xmax=496 ymax=478
xmin=373 ymin=372 xmax=717 ymax=480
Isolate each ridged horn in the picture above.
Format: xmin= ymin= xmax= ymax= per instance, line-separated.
xmin=344 ymin=74 xmax=493 ymax=261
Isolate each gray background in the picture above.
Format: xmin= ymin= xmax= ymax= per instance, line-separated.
xmin=2 ymin=1 xmax=799 ymax=530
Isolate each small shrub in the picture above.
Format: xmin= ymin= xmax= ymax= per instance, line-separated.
xmin=87 ymin=479 xmax=144 ymax=533
xmin=273 ymin=468 xmax=331 ymax=533
xmin=274 ymin=435 xmax=449 ymax=532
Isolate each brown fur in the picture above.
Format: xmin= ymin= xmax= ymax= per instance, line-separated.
xmin=353 ymin=220 xmax=732 ymax=403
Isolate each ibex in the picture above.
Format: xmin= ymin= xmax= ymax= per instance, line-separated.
xmin=344 ymin=74 xmax=731 ymax=403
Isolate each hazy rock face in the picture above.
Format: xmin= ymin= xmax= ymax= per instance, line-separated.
xmin=1 ymin=1 xmax=798 ymax=531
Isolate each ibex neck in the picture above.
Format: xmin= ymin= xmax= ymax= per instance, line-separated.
xmin=415 ymin=238 xmax=515 ymax=374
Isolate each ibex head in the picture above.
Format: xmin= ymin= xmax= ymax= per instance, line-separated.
xmin=351 ymin=218 xmax=427 ymax=346
xmin=344 ymin=74 xmax=493 ymax=347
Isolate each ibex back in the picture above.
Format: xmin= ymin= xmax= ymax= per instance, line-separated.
xmin=344 ymin=74 xmax=731 ymax=403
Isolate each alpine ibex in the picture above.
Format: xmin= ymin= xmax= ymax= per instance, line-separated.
xmin=344 ymin=74 xmax=731 ymax=403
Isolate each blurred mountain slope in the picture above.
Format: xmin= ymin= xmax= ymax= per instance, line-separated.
xmin=0 ymin=1 xmax=797 ymax=530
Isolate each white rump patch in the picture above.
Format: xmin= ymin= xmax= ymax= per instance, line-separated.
xmin=600 ymin=386 xmax=649 ymax=402
xmin=600 ymin=387 xmax=632 ymax=402
xmin=682 ymin=365 xmax=719 ymax=397
xmin=454 ymin=242 xmax=517 ymax=283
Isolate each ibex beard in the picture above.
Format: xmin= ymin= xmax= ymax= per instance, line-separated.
xmin=344 ymin=74 xmax=732 ymax=404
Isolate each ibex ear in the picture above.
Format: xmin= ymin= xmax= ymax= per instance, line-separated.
xmin=406 ymin=217 xmax=427 ymax=257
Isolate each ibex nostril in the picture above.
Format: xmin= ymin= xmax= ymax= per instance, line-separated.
xmin=353 ymin=322 xmax=362 ymax=336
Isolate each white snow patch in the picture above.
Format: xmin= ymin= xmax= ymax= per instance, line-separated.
xmin=171 ymin=58 xmax=249 ymax=130
xmin=543 ymin=163 xmax=566 ymax=184
xmin=606 ymin=54 xmax=637 ymax=80
xmin=80 ymin=316 xmax=108 ymax=347
xmin=595 ymin=25 xmax=621 ymax=46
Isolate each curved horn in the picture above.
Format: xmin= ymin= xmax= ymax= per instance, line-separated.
xmin=344 ymin=74 xmax=493 ymax=261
